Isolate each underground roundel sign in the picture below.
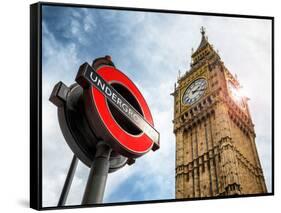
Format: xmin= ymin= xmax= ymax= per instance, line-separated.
xmin=76 ymin=62 xmax=159 ymax=158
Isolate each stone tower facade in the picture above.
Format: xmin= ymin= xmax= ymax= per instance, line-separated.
xmin=172 ymin=27 xmax=267 ymax=198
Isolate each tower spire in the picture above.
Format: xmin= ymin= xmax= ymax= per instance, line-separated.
xmin=193 ymin=27 xmax=209 ymax=54
xmin=200 ymin=26 xmax=206 ymax=36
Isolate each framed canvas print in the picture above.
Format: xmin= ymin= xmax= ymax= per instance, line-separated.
xmin=30 ymin=2 xmax=274 ymax=210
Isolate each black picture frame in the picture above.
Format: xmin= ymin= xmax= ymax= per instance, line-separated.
xmin=30 ymin=1 xmax=274 ymax=210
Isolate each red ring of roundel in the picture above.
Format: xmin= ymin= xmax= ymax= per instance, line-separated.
xmin=91 ymin=66 xmax=154 ymax=154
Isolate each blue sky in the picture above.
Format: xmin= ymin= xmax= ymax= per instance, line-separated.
xmin=42 ymin=5 xmax=272 ymax=207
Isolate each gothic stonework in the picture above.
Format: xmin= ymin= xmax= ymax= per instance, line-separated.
xmin=172 ymin=27 xmax=267 ymax=199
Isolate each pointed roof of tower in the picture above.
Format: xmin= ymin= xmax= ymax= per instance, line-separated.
xmin=189 ymin=26 xmax=220 ymax=68
xmin=192 ymin=26 xmax=210 ymax=57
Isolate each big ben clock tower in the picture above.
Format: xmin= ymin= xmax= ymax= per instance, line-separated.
xmin=173 ymin=27 xmax=267 ymax=198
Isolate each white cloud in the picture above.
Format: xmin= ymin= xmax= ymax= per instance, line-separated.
xmin=42 ymin=20 xmax=82 ymax=206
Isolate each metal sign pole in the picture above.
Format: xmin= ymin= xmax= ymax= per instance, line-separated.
xmin=82 ymin=141 xmax=112 ymax=205
xmin=57 ymin=155 xmax=78 ymax=206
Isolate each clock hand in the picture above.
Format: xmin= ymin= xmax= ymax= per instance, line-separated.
xmin=192 ymin=88 xmax=205 ymax=94
xmin=191 ymin=86 xmax=200 ymax=93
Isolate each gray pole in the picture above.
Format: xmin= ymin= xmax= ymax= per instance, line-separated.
xmin=82 ymin=141 xmax=112 ymax=205
xmin=57 ymin=155 xmax=78 ymax=206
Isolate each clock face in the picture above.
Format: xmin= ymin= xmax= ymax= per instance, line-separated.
xmin=182 ymin=78 xmax=207 ymax=105
xmin=227 ymin=80 xmax=245 ymax=108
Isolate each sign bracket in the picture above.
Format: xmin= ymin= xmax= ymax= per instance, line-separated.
xmin=57 ymin=155 xmax=78 ymax=206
